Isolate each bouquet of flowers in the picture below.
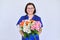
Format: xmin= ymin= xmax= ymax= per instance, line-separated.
xmin=19 ymin=19 xmax=41 ymax=38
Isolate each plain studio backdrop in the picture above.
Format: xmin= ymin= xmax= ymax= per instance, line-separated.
xmin=0 ymin=0 xmax=60 ymax=40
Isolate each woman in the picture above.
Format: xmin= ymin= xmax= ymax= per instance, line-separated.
xmin=16 ymin=2 xmax=43 ymax=40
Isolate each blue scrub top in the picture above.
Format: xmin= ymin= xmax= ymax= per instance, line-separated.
xmin=16 ymin=15 xmax=43 ymax=27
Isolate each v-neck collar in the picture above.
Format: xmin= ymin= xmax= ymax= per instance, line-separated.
xmin=26 ymin=14 xmax=35 ymax=20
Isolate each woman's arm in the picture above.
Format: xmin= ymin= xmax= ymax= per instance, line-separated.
xmin=19 ymin=25 xmax=24 ymax=37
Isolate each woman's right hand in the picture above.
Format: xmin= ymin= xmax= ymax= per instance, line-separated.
xmin=19 ymin=30 xmax=24 ymax=37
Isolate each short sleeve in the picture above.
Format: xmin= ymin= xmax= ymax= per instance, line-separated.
xmin=16 ymin=16 xmax=24 ymax=25
xmin=38 ymin=17 xmax=43 ymax=28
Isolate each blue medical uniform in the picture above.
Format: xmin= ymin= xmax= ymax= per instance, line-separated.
xmin=16 ymin=15 xmax=43 ymax=40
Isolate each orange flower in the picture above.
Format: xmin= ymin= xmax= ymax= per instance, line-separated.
xmin=26 ymin=21 xmax=30 ymax=26
xmin=30 ymin=19 xmax=35 ymax=23
xmin=20 ymin=21 xmax=24 ymax=27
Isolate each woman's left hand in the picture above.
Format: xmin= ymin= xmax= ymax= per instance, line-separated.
xmin=38 ymin=28 xmax=42 ymax=34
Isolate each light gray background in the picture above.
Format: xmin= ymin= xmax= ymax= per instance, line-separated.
xmin=0 ymin=0 xmax=60 ymax=40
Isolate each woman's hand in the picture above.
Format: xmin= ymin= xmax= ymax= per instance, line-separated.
xmin=19 ymin=30 xmax=24 ymax=37
xmin=38 ymin=28 xmax=42 ymax=34
xmin=19 ymin=24 xmax=24 ymax=37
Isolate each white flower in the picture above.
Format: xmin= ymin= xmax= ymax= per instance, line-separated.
xmin=23 ymin=20 xmax=31 ymax=33
xmin=19 ymin=27 xmax=23 ymax=30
